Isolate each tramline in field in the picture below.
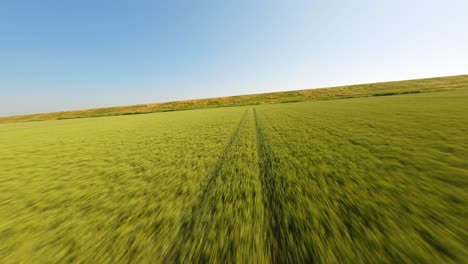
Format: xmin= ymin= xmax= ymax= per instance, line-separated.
xmin=0 ymin=89 xmax=467 ymax=263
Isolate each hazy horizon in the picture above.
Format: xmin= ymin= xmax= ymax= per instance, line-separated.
xmin=2 ymin=0 xmax=467 ymax=116
xmin=1 ymin=73 xmax=465 ymax=117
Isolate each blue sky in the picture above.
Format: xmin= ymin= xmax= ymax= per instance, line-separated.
xmin=1 ymin=0 xmax=467 ymax=116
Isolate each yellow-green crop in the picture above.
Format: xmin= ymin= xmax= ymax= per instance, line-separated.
xmin=1 ymin=89 xmax=466 ymax=263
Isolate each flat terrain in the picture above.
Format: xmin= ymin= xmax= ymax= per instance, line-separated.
xmin=1 ymin=75 xmax=467 ymax=123
xmin=0 ymin=89 xmax=467 ymax=263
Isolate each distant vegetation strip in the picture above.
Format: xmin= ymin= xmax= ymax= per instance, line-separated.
xmin=1 ymin=74 xmax=467 ymax=123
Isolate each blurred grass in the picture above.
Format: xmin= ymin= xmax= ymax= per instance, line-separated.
xmin=1 ymin=74 xmax=467 ymax=123
xmin=0 ymin=88 xmax=466 ymax=263
xmin=253 ymin=90 xmax=467 ymax=263
xmin=0 ymin=108 xmax=246 ymax=262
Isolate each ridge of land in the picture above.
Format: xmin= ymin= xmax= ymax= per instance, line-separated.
xmin=1 ymin=74 xmax=467 ymax=123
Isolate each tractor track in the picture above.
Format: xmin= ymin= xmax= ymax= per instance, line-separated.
xmin=253 ymin=108 xmax=288 ymax=263
xmin=163 ymin=109 xmax=249 ymax=262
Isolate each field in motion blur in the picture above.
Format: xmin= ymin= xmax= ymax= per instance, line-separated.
xmin=1 ymin=89 xmax=467 ymax=263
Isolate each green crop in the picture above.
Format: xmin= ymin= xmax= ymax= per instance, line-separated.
xmin=1 ymin=89 xmax=466 ymax=263
xmin=1 ymin=75 xmax=467 ymax=123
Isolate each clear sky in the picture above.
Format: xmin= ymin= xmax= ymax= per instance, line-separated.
xmin=1 ymin=0 xmax=467 ymax=116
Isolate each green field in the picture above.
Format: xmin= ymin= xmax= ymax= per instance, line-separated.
xmin=1 ymin=89 xmax=467 ymax=263
xmin=1 ymin=75 xmax=467 ymax=123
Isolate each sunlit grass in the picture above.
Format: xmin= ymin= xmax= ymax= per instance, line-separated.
xmin=0 ymin=89 xmax=466 ymax=263
xmin=1 ymin=75 xmax=467 ymax=123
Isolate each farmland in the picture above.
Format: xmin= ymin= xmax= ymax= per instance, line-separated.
xmin=0 ymin=88 xmax=467 ymax=263
xmin=1 ymin=75 xmax=467 ymax=123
